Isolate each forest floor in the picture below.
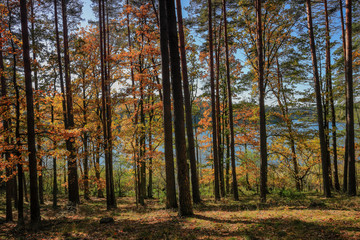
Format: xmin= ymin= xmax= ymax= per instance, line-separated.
xmin=0 ymin=192 xmax=360 ymax=239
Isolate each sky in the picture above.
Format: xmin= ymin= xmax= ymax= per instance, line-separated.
xmin=81 ymin=0 xmax=191 ymax=25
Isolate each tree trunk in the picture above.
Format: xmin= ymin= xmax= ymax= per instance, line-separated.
xmin=95 ymin=136 xmax=104 ymax=198
xmin=61 ymin=0 xmax=80 ymax=205
xmin=339 ymin=0 xmax=348 ymax=193
xmin=345 ymin=0 xmax=356 ymax=196
xmin=98 ymin=0 xmax=116 ymax=209
xmin=223 ymin=0 xmax=239 ymax=201
xmin=30 ymin=0 xmax=44 ymax=205
xmin=51 ymin=78 xmax=57 ymax=208
xmin=148 ymin=104 xmax=153 ymax=199
xmin=175 ymin=0 xmax=201 ymax=204
xmin=166 ymin=0 xmax=193 ymax=216
xmin=82 ymin=78 xmax=90 ymax=200
xmin=9 ymin=31 xmax=25 ymax=222
xmin=208 ymin=0 xmax=221 ymax=201
xmin=1 ymin=33 xmax=13 ymax=222
xmin=19 ymin=0 xmax=41 ymax=227
xmin=159 ymin=0 xmax=177 ymax=209
xmin=257 ymin=0 xmax=268 ymax=203
xmin=305 ymin=0 xmax=331 ymax=198
xmin=324 ymin=0 xmax=340 ymax=191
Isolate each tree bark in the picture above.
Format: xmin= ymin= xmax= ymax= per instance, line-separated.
xmin=82 ymin=79 xmax=90 ymax=200
xmin=30 ymin=0 xmax=44 ymax=205
xmin=61 ymin=0 xmax=80 ymax=205
xmin=175 ymin=0 xmax=201 ymax=204
xmin=257 ymin=0 xmax=268 ymax=203
xmin=339 ymin=0 xmax=348 ymax=193
xmin=208 ymin=0 xmax=221 ymax=201
xmin=324 ymin=0 xmax=340 ymax=191
xmin=223 ymin=0 xmax=239 ymax=201
xmin=159 ymin=0 xmax=177 ymax=209
xmin=19 ymin=0 xmax=41 ymax=227
xmin=1 ymin=33 xmax=13 ymax=222
xmin=345 ymin=0 xmax=356 ymax=196
xmin=166 ymin=0 xmax=193 ymax=216
xmin=305 ymin=0 xmax=331 ymax=198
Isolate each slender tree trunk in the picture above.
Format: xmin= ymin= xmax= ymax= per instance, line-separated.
xmin=274 ymin=57 xmax=300 ymax=191
xmin=257 ymin=0 xmax=268 ymax=203
xmin=23 ymin=173 xmax=28 ymax=202
xmin=208 ymin=0 xmax=221 ymax=201
xmin=324 ymin=0 xmax=340 ymax=191
xmin=9 ymin=35 xmax=24 ymax=223
xmin=226 ymin=125 xmax=230 ymax=195
xmin=139 ymin=73 xmax=146 ymax=204
xmin=61 ymin=0 xmax=80 ymax=205
xmin=83 ymin=80 xmax=90 ymax=200
xmin=103 ymin=0 xmax=116 ymax=209
xmin=148 ymin=104 xmax=153 ymax=199
xmin=305 ymin=0 xmax=331 ymax=198
xmin=51 ymin=93 xmax=57 ymax=208
xmin=214 ymin=15 xmax=225 ymax=198
xmin=166 ymin=0 xmax=193 ymax=216
xmin=30 ymin=0 xmax=44 ymax=205
xmin=19 ymin=0 xmax=41 ymax=227
xmin=95 ymin=136 xmax=104 ymax=198
xmin=159 ymin=0 xmax=177 ymax=209
xmin=339 ymin=0 xmax=348 ymax=193
xmin=223 ymin=0 xmax=239 ymax=201
xmin=345 ymin=0 xmax=356 ymax=196
xmin=126 ymin=0 xmax=140 ymax=206
xmin=99 ymin=0 xmax=116 ymax=209
xmin=216 ymin=42 xmax=225 ymax=199
xmin=7 ymin=3 xmax=24 ymax=217
xmin=1 ymin=33 xmax=12 ymax=222
xmin=175 ymin=0 xmax=201 ymax=204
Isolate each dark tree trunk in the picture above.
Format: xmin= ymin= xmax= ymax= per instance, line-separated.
xmin=339 ymin=0 xmax=348 ymax=193
xmin=223 ymin=0 xmax=239 ymax=201
xmin=7 ymin=3 xmax=24 ymax=218
xmin=148 ymin=103 xmax=154 ymax=199
xmin=126 ymin=0 xmax=140 ymax=206
xmin=51 ymin=72 xmax=57 ymax=208
xmin=1 ymin=33 xmax=12 ymax=222
xmin=19 ymin=0 xmax=41 ymax=227
xmin=208 ymin=0 xmax=221 ymax=201
xmin=95 ymin=137 xmax=104 ymax=198
xmin=51 ymin=95 xmax=57 ymax=208
xmin=345 ymin=0 xmax=356 ymax=196
xmin=30 ymin=0 xmax=44 ymax=205
xmin=305 ymin=0 xmax=331 ymax=198
xmin=324 ymin=0 xmax=340 ymax=191
xmin=61 ymin=0 xmax=80 ymax=205
xmin=215 ymin=37 xmax=225 ymax=199
xmin=166 ymin=0 xmax=193 ymax=216
xmin=226 ymin=125 xmax=230 ymax=195
xmin=257 ymin=0 xmax=268 ymax=203
xmin=83 ymin=81 xmax=90 ymax=200
xmin=99 ymin=0 xmax=116 ymax=209
xmin=9 ymin=32 xmax=24 ymax=223
xmin=175 ymin=0 xmax=201 ymax=204
xmin=103 ymin=0 xmax=116 ymax=209
xmin=23 ymin=173 xmax=28 ymax=202
xmin=159 ymin=0 xmax=177 ymax=209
